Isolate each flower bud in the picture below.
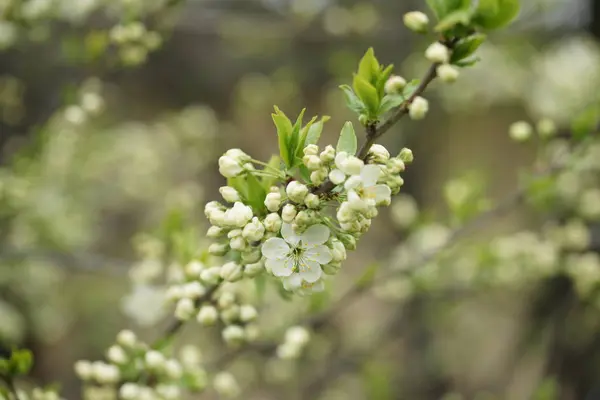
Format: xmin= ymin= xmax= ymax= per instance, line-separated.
xmin=264 ymin=213 xmax=282 ymax=232
xmin=387 ymin=158 xmax=406 ymax=174
xmin=145 ymin=350 xmax=165 ymax=369
xmin=286 ymin=181 xmax=309 ymax=203
xmin=224 ymin=202 xmax=253 ymax=228
xmin=303 ymin=155 xmax=322 ymax=170
xmin=282 ymin=204 xmax=297 ymax=223
xmin=244 ymin=261 xmax=264 ymax=277
xmin=208 ymin=242 xmax=229 ymax=256
xmin=219 ymin=186 xmax=240 ymax=203
xmin=409 ymin=97 xmax=429 ymax=120
xmin=398 ymin=148 xmax=414 ymax=163
xmin=264 ymin=192 xmax=282 ymax=212
xmin=425 ymin=42 xmax=450 ymax=64
xmin=197 ymin=305 xmax=219 ymax=326
xmin=183 ymin=281 xmax=206 ymax=298
xmin=310 ymin=168 xmax=328 ymax=185
xmin=220 ymin=262 xmax=243 ymax=282
xmin=303 ymin=144 xmax=319 ymax=156
xmin=185 ymin=260 xmax=204 ymax=276
xmin=338 ymin=233 xmax=357 ymax=250
xmin=239 ymin=304 xmax=258 ymax=322
xmin=368 ymin=144 xmax=390 ymax=163
xmin=242 ymin=217 xmax=265 ymax=242
xmin=537 ymin=118 xmax=557 ymax=138
xmin=93 ymin=362 xmax=120 ymax=383
xmin=222 ymin=325 xmax=246 ymax=346
xmin=74 ymin=360 xmax=93 ymax=380
xmin=164 ymin=359 xmax=183 ymax=379
xmin=384 ymin=75 xmax=407 ymax=94
xmin=330 ymin=240 xmax=347 ymax=262
xmin=437 ymin=64 xmax=459 ymax=83
xmin=213 ymin=372 xmax=241 ymax=398
xmin=119 ymin=383 xmax=140 ymax=399
xmin=220 ymin=304 xmax=240 ymax=324
xmin=241 ymin=249 xmax=262 ymax=264
xmin=319 ymin=145 xmax=336 ymax=162
xmin=116 ymin=330 xmax=137 ymax=348
xmin=218 ymin=291 xmax=236 ymax=309
xmin=277 ymin=343 xmax=301 ymax=360
xmin=509 ymin=121 xmax=533 ymax=142
xmin=285 ymin=326 xmax=310 ymax=347
xmin=218 ymin=155 xmax=243 ymax=178
xmin=403 ymin=11 xmax=429 ymax=33
xmin=107 ymin=345 xmax=128 ymax=364
xmin=175 ymin=298 xmax=196 ymax=320
xmin=304 ymin=193 xmax=320 ymax=209
xmin=322 ymin=262 xmax=342 ymax=275
xmin=294 ymin=210 xmax=312 ymax=227
xmin=156 ymin=384 xmax=181 ymax=400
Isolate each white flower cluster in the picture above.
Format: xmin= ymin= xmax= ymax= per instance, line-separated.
xmin=75 ymin=330 xmax=208 ymax=399
xmin=165 ymin=260 xmax=260 ymax=347
xmin=2 ymin=388 xmax=65 ymax=400
xmin=205 ymin=142 xmax=411 ymax=295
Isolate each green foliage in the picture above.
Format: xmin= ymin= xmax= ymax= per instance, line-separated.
xmin=341 ymin=48 xmax=395 ymax=122
xmin=571 ymin=103 xmax=600 ymax=140
xmin=451 ymin=34 xmax=487 ymax=64
xmin=472 ymin=0 xmax=520 ymax=30
xmin=228 ymin=174 xmax=267 ymax=214
xmin=0 ymin=349 xmax=33 ymax=377
xmin=337 ymin=122 xmax=358 ymax=155
xmin=426 ymin=0 xmax=520 ymax=31
xmin=305 ymin=116 xmax=331 ymax=146
xmin=272 ymin=106 xmax=295 ymax=168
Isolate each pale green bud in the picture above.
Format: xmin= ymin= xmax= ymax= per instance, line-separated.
xmin=384 ymin=75 xmax=407 ymax=94
xmin=403 ymin=11 xmax=429 ymax=33
xmin=509 ymin=121 xmax=533 ymax=142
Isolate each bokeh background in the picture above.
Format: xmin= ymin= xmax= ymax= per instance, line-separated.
xmin=1 ymin=0 xmax=600 ymax=399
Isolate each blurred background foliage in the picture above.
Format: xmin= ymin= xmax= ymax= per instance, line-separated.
xmin=1 ymin=0 xmax=600 ymax=399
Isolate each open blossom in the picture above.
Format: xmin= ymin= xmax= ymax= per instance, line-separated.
xmin=329 ymin=151 xmax=364 ymax=184
xmin=344 ymin=164 xmax=392 ymax=208
xmin=261 ymin=223 xmax=333 ymax=288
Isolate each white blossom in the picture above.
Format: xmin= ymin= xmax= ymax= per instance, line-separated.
xmin=220 ymin=261 xmax=243 ymax=282
xmin=242 ymin=217 xmax=265 ymax=241
xmin=286 ymin=181 xmax=309 ymax=203
xmin=116 ymin=330 xmax=137 ymax=348
xmin=197 ymin=305 xmax=219 ymax=325
xmin=264 ymin=192 xmax=282 ymax=212
xmin=224 ymin=202 xmax=253 ymax=227
xmin=345 ymin=164 xmax=392 ymax=207
xmin=174 ymin=298 xmax=196 ymax=320
xmin=403 ymin=11 xmax=429 ymax=33
xmin=239 ymin=305 xmax=258 ymax=322
xmin=213 ymin=372 xmax=241 ymax=398
xmin=425 ymin=42 xmax=450 ymax=64
xmin=384 ymin=75 xmax=407 ymax=94
xmin=281 ymin=204 xmax=297 ymax=223
xmin=409 ymin=96 xmax=429 ymax=120
xmin=222 ymin=325 xmax=246 ymax=345
xmin=261 ymin=223 xmax=332 ymax=289
xmin=437 ymin=64 xmax=460 ymax=83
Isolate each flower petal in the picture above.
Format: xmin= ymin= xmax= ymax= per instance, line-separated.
xmin=304 ymin=245 xmax=333 ymax=264
xmin=282 ymin=273 xmax=303 ymax=291
xmin=334 ymin=152 xmax=349 ymax=170
xmin=360 ymin=164 xmax=381 ymax=187
xmin=267 ymin=257 xmax=294 ymax=277
xmin=366 ymin=184 xmax=392 ymax=204
xmin=281 ymin=223 xmax=300 ymax=246
xmin=298 ymin=259 xmax=322 ymax=283
xmin=300 ymin=224 xmax=330 ymax=246
xmin=261 ymin=238 xmax=290 ymax=259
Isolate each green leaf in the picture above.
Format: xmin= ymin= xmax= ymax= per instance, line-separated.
xmin=435 ymin=8 xmax=473 ymax=31
xmin=298 ymin=165 xmax=312 ymax=183
xmin=356 ymin=263 xmax=379 ymax=288
xmin=261 ymin=155 xmax=282 ymax=190
xmin=357 ymin=47 xmax=380 ymax=84
xmin=571 ymin=103 xmax=600 ymax=140
xmin=426 ymin=0 xmax=471 ymax=19
xmin=454 ymin=56 xmax=481 ymax=67
xmin=378 ymin=94 xmax=405 ymax=115
xmin=271 ymin=106 xmax=293 ymax=167
xmin=353 ymin=75 xmax=380 ymax=118
xmin=473 ymin=0 xmax=520 ymax=30
xmin=339 ymin=84 xmax=366 ymax=114
xmin=244 ymin=173 xmax=268 ymax=214
xmin=375 ymin=64 xmax=394 ymax=99
xmin=337 ymin=122 xmax=357 ymax=155
xmin=305 ymin=116 xmax=331 ymax=146
xmin=294 ymin=115 xmax=318 ymax=164
xmin=288 ymin=108 xmax=307 ymax=167
xmin=10 ymin=349 xmax=33 ymax=375
xmin=451 ymin=33 xmax=487 ymax=63
xmin=401 ymin=79 xmax=421 ymax=99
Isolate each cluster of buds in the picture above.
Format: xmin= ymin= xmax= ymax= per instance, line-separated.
xmin=75 ymin=330 xmax=208 ymax=399
xmin=165 ymin=260 xmax=260 ymax=347
xmin=204 ymin=136 xmax=411 ymax=296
